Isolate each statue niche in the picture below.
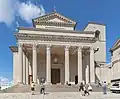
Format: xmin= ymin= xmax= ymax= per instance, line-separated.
xmin=52 ymin=54 xmax=59 ymax=64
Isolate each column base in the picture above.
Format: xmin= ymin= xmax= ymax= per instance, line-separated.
xmin=90 ymin=82 xmax=96 ymax=86
xmin=17 ymin=82 xmax=24 ymax=85
xmin=33 ymin=82 xmax=37 ymax=84
xmin=65 ymin=81 xmax=71 ymax=85
xmin=77 ymin=82 xmax=81 ymax=85
xmin=45 ymin=82 xmax=52 ymax=85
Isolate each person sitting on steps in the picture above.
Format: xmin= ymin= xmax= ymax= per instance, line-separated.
xmin=31 ymin=81 xmax=35 ymax=95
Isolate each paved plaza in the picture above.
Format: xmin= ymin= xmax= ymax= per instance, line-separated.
xmin=0 ymin=92 xmax=120 ymax=99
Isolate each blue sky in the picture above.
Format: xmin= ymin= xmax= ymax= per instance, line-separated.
xmin=0 ymin=0 xmax=120 ymax=82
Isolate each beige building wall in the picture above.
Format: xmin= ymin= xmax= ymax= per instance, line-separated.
xmin=84 ymin=23 xmax=107 ymax=83
xmin=84 ymin=23 xmax=106 ymax=63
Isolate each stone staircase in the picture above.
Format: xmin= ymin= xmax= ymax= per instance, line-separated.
xmin=36 ymin=84 xmax=79 ymax=92
xmin=0 ymin=84 xmax=31 ymax=93
xmin=0 ymin=83 xmax=104 ymax=93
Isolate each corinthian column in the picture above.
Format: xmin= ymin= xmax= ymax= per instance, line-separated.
xmin=18 ymin=43 xmax=23 ymax=83
xmin=65 ymin=46 xmax=70 ymax=84
xmin=78 ymin=46 xmax=83 ymax=84
xmin=86 ymin=65 xmax=89 ymax=84
xmin=23 ymin=52 xmax=26 ymax=84
xmin=26 ymin=53 xmax=29 ymax=85
xmin=32 ymin=44 xmax=37 ymax=83
xmin=90 ymin=47 xmax=95 ymax=83
xmin=46 ymin=45 xmax=51 ymax=84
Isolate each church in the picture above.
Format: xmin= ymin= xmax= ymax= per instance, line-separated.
xmin=10 ymin=11 xmax=106 ymax=85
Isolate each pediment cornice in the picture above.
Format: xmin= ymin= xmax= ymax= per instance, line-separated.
xmin=33 ymin=11 xmax=76 ymax=27
xmin=18 ymin=27 xmax=94 ymax=34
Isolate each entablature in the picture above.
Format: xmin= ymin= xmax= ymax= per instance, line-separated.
xmin=15 ymin=33 xmax=97 ymax=43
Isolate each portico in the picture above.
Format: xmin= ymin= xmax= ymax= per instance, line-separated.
xmin=16 ymin=43 xmax=95 ymax=85
xmin=10 ymin=11 xmax=106 ymax=85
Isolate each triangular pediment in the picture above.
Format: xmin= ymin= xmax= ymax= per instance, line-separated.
xmin=33 ymin=11 xmax=76 ymax=26
xmin=46 ymin=18 xmax=68 ymax=23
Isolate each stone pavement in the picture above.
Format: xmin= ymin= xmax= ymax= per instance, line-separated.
xmin=0 ymin=92 xmax=120 ymax=99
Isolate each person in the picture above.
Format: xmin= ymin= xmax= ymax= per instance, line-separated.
xmin=88 ymin=83 xmax=92 ymax=92
xmin=96 ymin=80 xmax=99 ymax=87
xmin=37 ymin=76 xmax=40 ymax=84
xmin=84 ymin=84 xmax=90 ymax=96
xmin=102 ymin=81 xmax=107 ymax=94
xmin=40 ymin=78 xmax=45 ymax=94
xmin=31 ymin=81 xmax=35 ymax=95
xmin=82 ymin=80 xmax=85 ymax=85
xmin=79 ymin=82 xmax=84 ymax=96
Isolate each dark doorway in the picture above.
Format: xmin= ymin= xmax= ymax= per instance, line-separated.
xmin=28 ymin=75 xmax=33 ymax=85
xmin=51 ymin=68 xmax=60 ymax=84
xmin=75 ymin=75 xmax=78 ymax=84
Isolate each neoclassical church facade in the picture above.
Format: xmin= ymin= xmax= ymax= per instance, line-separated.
xmin=10 ymin=12 xmax=106 ymax=85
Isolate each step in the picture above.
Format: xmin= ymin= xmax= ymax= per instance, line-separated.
xmin=1 ymin=84 xmax=103 ymax=93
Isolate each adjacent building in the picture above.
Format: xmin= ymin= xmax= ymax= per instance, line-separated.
xmin=105 ymin=38 xmax=120 ymax=83
xmin=10 ymin=11 xmax=106 ymax=85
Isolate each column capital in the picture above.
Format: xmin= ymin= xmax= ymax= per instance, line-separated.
xmin=33 ymin=44 xmax=37 ymax=50
xmin=64 ymin=46 xmax=70 ymax=51
xmin=90 ymin=47 xmax=94 ymax=51
xmin=46 ymin=45 xmax=51 ymax=50
xmin=78 ymin=46 xmax=83 ymax=51
xmin=18 ymin=43 xmax=23 ymax=47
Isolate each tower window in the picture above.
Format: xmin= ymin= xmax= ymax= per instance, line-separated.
xmin=95 ymin=30 xmax=100 ymax=40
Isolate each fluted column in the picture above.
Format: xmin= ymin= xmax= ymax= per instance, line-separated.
xmin=86 ymin=65 xmax=89 ymax=84
xmin=90 ymin=47 xmax=95 ymax=83
xmin=23 ymin=52 xmax=26 ymax=84
xmin=26 ymin=53 xmax=29 ymax=85
xmin=78 ymin=46 xmax=83 ymax=84
xmin=65 ymin=46 xmax=70 ymax=84
xmin=32 ymin=44 xmax=37 ymax=83
xmin=18 ymin=43 xmax=23 ymax=83
xmin=46 ymin=45 xmax=51 ymax=84
xmin=85 ymin=52 xmax=89 ymax=84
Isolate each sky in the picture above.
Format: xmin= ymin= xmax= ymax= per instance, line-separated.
xmin=0 ymin=0 xmax=120 ymax=84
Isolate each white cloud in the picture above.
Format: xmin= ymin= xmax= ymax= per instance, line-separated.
xmin=0 ymin=0 xmax=45 ymax=26
xmin=0 ymin=76 xmax=9 ymax=82
xmin=0 ymin=76 xmax=12 ymax=85
xmin=0 ymin=0 xmax=15 ymax=26
xmin=18 ymin=1 xmax=45 ymax=23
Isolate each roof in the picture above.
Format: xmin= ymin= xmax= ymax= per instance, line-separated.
xmin=110 ymin=38 xmax=120 ymax=52
xmin=83 ymin=21 xmax=106 ymax=30
xmin=32 ymin=11 xmax=77 ymax=27
xmin=18 ymin=27 xmax=94 ymax=34
xmin=87 ymin=22 xmax=106 ymax=26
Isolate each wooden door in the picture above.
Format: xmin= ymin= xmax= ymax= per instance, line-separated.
xmin=51 ymin=68 xmax=60 ymax=84
xmin=28 ymin=75 xmax=33 ymax=85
